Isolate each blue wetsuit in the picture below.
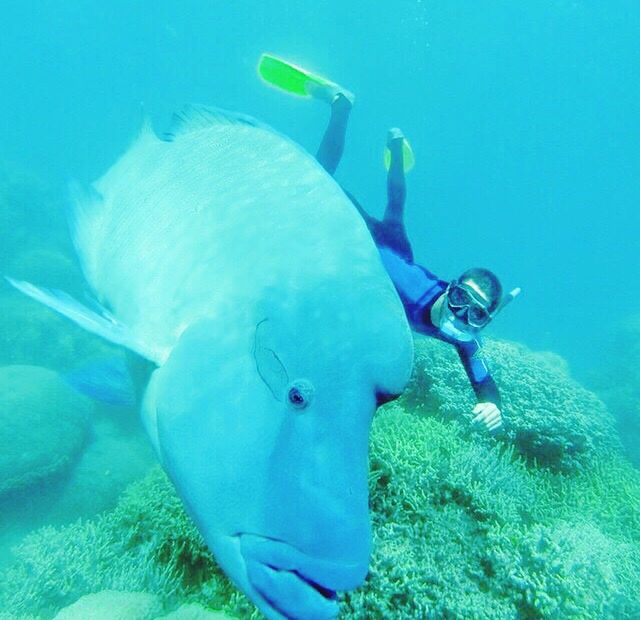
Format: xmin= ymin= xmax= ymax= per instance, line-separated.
xmin=316 ymin=98 xmax=500 ymax=407
xmin=377 ymin=246 xmax=501 ymax=407
xmin=343 ymin=189 xmax=501 ymax=407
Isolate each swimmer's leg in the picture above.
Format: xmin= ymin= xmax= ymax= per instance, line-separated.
xmin=383 ymin=128 xmax=407 ymax=224
xmin=315 ymin=93 xmax=353 ymax=175
xmin=256 ymin=55 xmax=354 ymax=174
xmin=381 ymin=128 xmax=414 ymax=260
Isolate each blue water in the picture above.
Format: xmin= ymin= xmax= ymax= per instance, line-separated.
xmin=1 ymin=0 xmax=638 ymax=372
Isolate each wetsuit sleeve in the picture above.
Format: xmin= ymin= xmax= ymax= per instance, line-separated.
xmin=455 ymin=339 xmax=502 ymax=408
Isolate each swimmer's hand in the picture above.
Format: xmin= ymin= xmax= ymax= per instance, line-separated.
xmin=472 ymin=402 xmax=502 ymax=432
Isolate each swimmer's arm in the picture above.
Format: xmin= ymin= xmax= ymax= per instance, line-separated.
xmin=456 ymin=341 xmax=503 ymax=432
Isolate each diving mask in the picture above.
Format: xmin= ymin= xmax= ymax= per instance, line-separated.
xmin=446 ymin=281 xmax=522 ymax=329
xmin=446 ymin=282 xmax=493 ymax=328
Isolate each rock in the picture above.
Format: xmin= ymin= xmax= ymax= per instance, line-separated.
xmin=157 ymin=603 xmax=237 ymax=620
xmin=0 ymin=365 xmax=92 ymax=499
xmin=48 ymin=416 xmax=155 ymax=521
xmin=53 ymin=591 xmax=162 ymax=620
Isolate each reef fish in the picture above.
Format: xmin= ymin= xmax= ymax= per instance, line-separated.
xmin=8 ymin=106 xmax=413 ymax=620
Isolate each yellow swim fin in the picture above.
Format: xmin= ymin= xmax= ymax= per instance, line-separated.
xmin=384 ymin=138 xmax=415 ymax=173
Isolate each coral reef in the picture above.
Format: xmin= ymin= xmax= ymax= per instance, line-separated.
xmin=404 ymin=337 xmax=620 ymax=473
xmin=1 ymin=338 xmax=638 ymax=619
xmin=0 ymin=467 xmax=256 ymax=620
xmin=8 ymin=246 xmax=84 ymax=295
xmin=0 ymin=365 xmax=92 ymax=499
xmin=343 ymin=406 xmax=640 ymax=619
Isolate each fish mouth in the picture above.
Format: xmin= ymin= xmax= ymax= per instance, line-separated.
xmin=238 ymin=533 xmax=366 ymax=620
xmin=298 ymin=574 xmax=337 ymax=601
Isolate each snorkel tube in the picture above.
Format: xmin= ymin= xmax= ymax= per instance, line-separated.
xmin=491 ymin=287 xmax=522 ymax=319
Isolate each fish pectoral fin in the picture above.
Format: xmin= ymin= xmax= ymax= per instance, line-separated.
xmin=5 ymin=277 xmax=164 ymax=364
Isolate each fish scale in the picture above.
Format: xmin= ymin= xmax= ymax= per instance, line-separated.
xmin=77 ymin=113 xmax=377 ymax=352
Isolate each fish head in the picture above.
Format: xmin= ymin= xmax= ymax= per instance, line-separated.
xmin=144 ymin=280 xmax=413 ymax=619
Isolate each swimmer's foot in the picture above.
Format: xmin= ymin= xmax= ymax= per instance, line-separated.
xmin=387 ymin=127 xmax=405 ymax=152
xmin=305 ymin=79 xmax=355 ymax=107
xmin=384 ymin=128 xmax=415 ymax=173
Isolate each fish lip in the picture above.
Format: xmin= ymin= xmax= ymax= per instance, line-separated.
xmin=237 ymin=532 xmax=367 ymax=610
xmin=244 ymin=560 xmax=339 ymax=620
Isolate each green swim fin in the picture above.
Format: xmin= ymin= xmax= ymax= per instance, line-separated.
xmin=258 ymin=53 xmax=336 ymax=98
xmin=384 ymin=138 xmax=415 ymax=173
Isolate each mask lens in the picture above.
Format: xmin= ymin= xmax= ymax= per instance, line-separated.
xmin=467 ymin=305 xmax=490 ymax=327
xmin=448 ymin=285 xmax=472 ymax=307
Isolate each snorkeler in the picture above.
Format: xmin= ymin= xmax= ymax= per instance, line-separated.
xmin=258 ymin=54 xmax=521 ymax=432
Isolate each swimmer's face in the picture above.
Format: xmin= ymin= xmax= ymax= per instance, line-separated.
xmin=446 ymin=280 xmax=493 ymax=329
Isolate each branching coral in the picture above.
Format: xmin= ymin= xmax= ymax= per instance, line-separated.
xmin=343 ymin=407 xmax=640 ymax=619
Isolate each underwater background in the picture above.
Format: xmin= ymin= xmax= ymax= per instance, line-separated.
xmin=0 ymin=1 xmax=639 ymax=618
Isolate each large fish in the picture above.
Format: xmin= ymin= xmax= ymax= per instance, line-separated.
xmin=9 ymin=106 xmax=413 ymax=620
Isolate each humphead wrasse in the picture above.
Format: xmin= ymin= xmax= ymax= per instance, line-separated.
xmin=8 ymin=105 xmax=414 ymax=619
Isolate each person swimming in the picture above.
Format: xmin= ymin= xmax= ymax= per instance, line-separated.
xmin=258 ymin=54 xmax=521 ymax=432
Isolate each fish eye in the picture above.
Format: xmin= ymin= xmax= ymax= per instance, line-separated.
xmin=286 ymin=379 xmax=314 ymax=410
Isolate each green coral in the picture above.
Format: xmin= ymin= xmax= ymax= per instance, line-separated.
xmin=342 ymin=407 xmax=640 ymax=619
xmin=486 ymin=521 xmax=640 ymax=620
xmin=404 ymin=337 xmax=619 ymax=473
xmin=158 ymin=603 xmax=239 ymax=619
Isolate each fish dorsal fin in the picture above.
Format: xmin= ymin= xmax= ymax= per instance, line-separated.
xmin=163 ymin=104 xmax=273 ymax=141
xmin=6 ymin=277 xmax=167 ymax=364
xmin=67 ymin=116 xmax=157 ymax=277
